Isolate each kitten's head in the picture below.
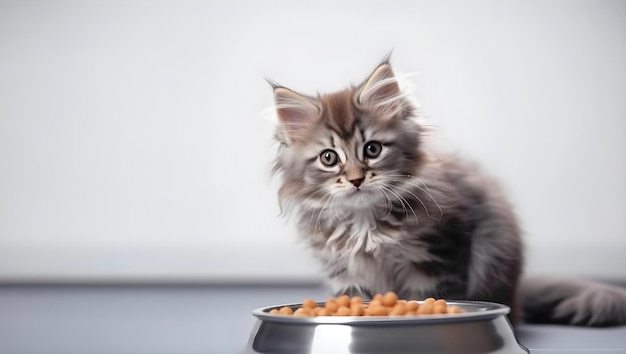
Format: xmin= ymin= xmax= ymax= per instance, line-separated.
xmin=272 ymin=60 xmax=424 ymax=212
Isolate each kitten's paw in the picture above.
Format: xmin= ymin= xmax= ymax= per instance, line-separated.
xmin=334 ymin=285 xmax=374 ymax=299
xmin=552 ymin=283 xmax=626 ymax=327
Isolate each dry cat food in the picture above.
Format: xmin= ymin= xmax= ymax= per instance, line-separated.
xmin=268 ymin=292 xmax=464 ymax=317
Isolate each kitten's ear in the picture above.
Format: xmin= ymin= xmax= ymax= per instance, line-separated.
xmin=273 ymin=87 xmax=320 ymax=143
xmin=357 ymin=63 xmax=405 ymax=117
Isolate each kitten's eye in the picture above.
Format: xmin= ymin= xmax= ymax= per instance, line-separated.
xmin=319 ymin=149 xmax=339 ymax=167
xmin=364 ymin=141 xmax=383 ymax=158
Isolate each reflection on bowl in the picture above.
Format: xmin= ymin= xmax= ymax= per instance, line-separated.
xmin=242 ymin=300 xmax=528 ymax=354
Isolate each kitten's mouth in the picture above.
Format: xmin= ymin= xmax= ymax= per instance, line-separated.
xmin=341 ymin=187 xmax=374 ymax=207
xmin=350 ymin=185 xmax=368 ymax=194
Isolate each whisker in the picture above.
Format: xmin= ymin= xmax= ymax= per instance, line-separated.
xmin=306 ymin=192 xmax=332 ymax=236
xmin=379 ymin=185 xmax=406 ymax=217
xmin=312 ymin=192 xmax=335 ymax=235
xmin=385 ymin=185 xmax=420 ymax=226
xmin=380 ymin=185 xmax=419 ymax=226
xmin=414 ymin=177 xmax=443 ymax=222
xmin=378 ymin=188 xmax=394 ymax=217
xmin=375 ymin=172 xmax=443 ymax=221
xmin=329 ymin=193 xmax=343 ymax=222
xmin=396 ymin=178 xmax=443 ymax=222
xmin=289 ymin=187 xmax=322 ymax=212
xmin=390 ymin=184 xmax=431 ymax=219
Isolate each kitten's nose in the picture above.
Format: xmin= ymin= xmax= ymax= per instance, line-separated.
xmin=349 ymin=178 xmax=364 ymax=188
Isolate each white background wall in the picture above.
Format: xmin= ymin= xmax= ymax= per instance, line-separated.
xmin=1 ymin=0 xmax=624 ymax=283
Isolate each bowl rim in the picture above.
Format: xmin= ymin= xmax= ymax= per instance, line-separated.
xmin=252 ymin=300 xmax=510 ymax=326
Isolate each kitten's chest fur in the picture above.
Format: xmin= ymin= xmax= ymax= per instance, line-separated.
xmin=307 ymin=204 xmax=438 ymax=297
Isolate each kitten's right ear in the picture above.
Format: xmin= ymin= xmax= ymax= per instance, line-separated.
xmin=358 ymin=62 xmax=401 ymax=107
xmin=273 ymin=87 xmax=320 ymax=144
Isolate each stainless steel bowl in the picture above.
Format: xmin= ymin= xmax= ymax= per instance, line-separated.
xmin=242 ymin=300 xmax=528 ymax=354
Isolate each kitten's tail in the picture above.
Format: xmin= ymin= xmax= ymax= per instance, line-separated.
xmin=518 ymin=275 xmax=626 ymax=327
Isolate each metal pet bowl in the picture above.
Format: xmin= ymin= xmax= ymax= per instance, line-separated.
xmin=242 ymin=300 xmax=528 ymax=354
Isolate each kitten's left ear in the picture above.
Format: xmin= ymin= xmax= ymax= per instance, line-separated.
xmin=357 ymin=62 xmax=402 ymax=108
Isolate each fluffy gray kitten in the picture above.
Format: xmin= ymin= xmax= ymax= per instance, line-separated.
xmin=270 ymin=59 xmax=626 ymax=326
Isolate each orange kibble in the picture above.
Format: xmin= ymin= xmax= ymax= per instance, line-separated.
xmin=389 ymin=303 xmax=407 ymax=316
xmin=272 ymin=295 xmax=462 ymax=318
xmin=382 ymin=292 xmax=398 ymax=307
xmin=417 ymin=303 xmax=434 ymax=315
xmin=351 ymin=296 xmax=364 ymax=305
xmin=368 ymin=305 xmax=389 ymax=316
xmin=336 ymin=295 xmax=351 ymax=308
xmin=293 ymin=308 xmax=310 ymax=317
xmin=405 ymin=301 xmax=419 ymax=312
xmin=448 ymin=305 xmax=463 ymax=314
xmin=310 ymin=307 xmax=321 ymax=316
xmin=351 ymin=304 xmax=365 ymax=316
xmin=302 ymin=298 xmax=317 ymax=309
xmin=351 ymin=302 xmax=364 ymax=310
xmin=369 ymin=299 xmax=383 ymax=307
xmin=433 ymin=304 xmax=448 ymax=314
xmin=278 ymin=306 xmax=294 ymax=315
xmin=317 ymin=308 xmax=330 ymax=316
xmin=335 ymin=306 xmax=352 ymax=316
xmin=325 ymin=299 xmax=339 ymax=314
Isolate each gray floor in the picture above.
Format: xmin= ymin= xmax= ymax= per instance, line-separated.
xmin=0 ymin=284 xmax=625 ymax=354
